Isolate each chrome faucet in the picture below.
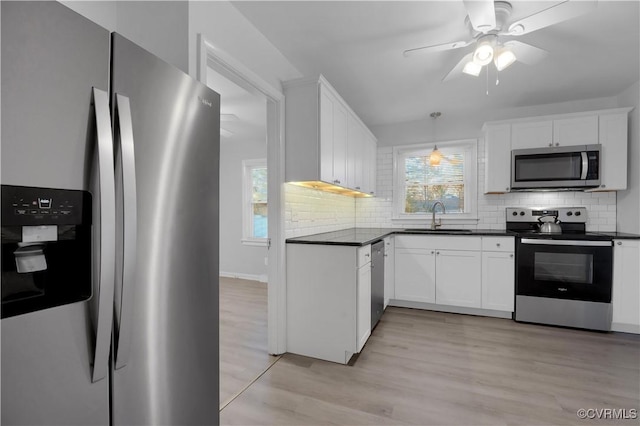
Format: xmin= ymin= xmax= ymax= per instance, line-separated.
xmin=431 ymin=201 xmax=445 ymax=230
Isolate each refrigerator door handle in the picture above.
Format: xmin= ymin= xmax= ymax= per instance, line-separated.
xmin=114 ymin=94 xmax=137 ymax=370
xmin=91 ymin=88 xmax=116 ymax=383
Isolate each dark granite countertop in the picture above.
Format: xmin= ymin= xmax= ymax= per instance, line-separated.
xmin=592 ymin=232 xmax=640 ymax=240
xmin=286 ymin=228 xmax=517 ymax=247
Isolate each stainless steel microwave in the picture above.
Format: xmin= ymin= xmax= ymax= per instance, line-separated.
xmin=511 ymin=144 xmax=600 ymax=190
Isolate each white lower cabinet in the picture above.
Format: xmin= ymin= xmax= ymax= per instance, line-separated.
xmin=394 ymin=248 xmax=436 ymax=303
xmin=481 ymin=252 xmax=515 ymax=311
xmin=393 ymin=235 xmax=515 ymax=314
xmin=383 ymin=236 xmax=395 ymax=307
xmin=287 ymin=243 xmax=372 ymax=364
xmin=357 ymin=262 xmax=371 ymax=351
xmin=436 ymin=250 xmax=482 ymax=308
xmin=394 ymin=236 xmax=482 ymax=307
xmin=612 ymin=240 xmax=640 ymax=333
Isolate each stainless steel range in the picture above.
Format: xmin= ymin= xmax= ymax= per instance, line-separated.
xmin=507 ymin=207 xmax=613 ymax=331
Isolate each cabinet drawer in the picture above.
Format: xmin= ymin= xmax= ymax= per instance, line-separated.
xmin=482 ymin=237 xmax=514 ymax=252
xmin=357 ymin=245 xmax=371 ymax=267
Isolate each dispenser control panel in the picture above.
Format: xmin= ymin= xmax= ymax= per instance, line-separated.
xmin=1 ymin=185 xmax=91 ymax=226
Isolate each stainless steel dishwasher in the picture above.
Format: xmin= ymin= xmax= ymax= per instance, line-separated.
xmin=371 ymin=240 xmax=385 ymax=329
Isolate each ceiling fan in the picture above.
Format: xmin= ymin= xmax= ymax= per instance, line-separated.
xmin=404 ymin=0 xmax=597 ymax=81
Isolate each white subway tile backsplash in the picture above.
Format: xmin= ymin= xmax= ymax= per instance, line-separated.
xmin=355 ymin=143 xmax=617 ymax=232
xmin=286 ymin=140 xmax=617 ymax=237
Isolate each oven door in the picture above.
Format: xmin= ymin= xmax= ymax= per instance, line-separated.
xmin=516 ymin=238 xmax=612 ymax=303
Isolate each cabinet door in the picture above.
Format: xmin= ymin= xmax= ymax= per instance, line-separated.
xmin=319 ymin=87 xmax=335 ymax=183
xmin=332 ymin=101 xmax=348 ymax=186
xmin=511 ymin=120 xmax=553 ymax=149
xmin=597 ymin=113 xmax=628 ymax=191
xmin=346 ymin=114 xmax=359 ymax=190
xmin=383 ymin=236 xmax=394 ymax=307
xmin=484 ymin=123 xmax=511 ymax=193
xmin=367 ymin=134 xmax=377 ymax=196
xmin=553 ymin=115 xmax=598 ymax=146
xmin=612 ymin=240 xmax=640 ymax=331
xmin=357 ymin=263 xmax=372 ymax=352
xmin=394 ymin=248 xmax=436 ymax=303
xmin=435 ymin=250 xmax=481 ymax=308
xmin=481 ymin=251 xmax=515 ymax=312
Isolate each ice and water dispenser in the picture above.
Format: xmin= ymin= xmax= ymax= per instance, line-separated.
xmin=1 ymin=185 xmax=92 ymax=318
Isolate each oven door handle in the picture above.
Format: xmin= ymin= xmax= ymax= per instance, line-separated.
xmin=520 ymin=238 xmax=612 ymax=247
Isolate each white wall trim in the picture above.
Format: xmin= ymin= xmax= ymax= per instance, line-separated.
xmin=198 ymin=33 xmax=287 ymax=355
xmin=220 ymin=271 xmax=268 ymax=284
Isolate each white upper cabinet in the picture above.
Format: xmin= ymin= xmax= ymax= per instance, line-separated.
xmin=284 ymin=75 xmax=377 ymax=196
xmin=483 ymin=123 xmax=511 ymax=194
xmin=552 ymin=115 xmax=598 ymax=146
xmin=597 ymin=112 xmax=629 ymax=191
xmin=511 ymin=120 xmax=552 ymax=150
xmin=483 ymin=108 xmax=632 ymax=193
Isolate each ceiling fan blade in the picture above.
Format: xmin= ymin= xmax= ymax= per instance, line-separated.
xmin=503 ymin=40 xmax=549 ymax=65
xmin=463 ymin=0 xmax=496 ymax=32
xmin=442 ymin=53 xmax=474 ymax=82
xmin=506 ymin=0 xmax=598 ymax=36
xmin=403 ymin=40 xmax=472 ymax=57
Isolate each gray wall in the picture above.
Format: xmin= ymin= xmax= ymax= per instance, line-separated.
xmin=219 ymin=139 xmax=268 ymax=280
xmin=60 ymin=1 xmax=188 ymax=72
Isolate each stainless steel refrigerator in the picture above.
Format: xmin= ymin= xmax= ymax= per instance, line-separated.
xmin=1 ymin=2 xmax=220 ymax=424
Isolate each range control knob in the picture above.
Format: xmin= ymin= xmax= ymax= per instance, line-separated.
xmin=512 ymin=211 xmax=518 ymax=216
xmin=519 ymin=211 xmax=525 ymax=216
xmin=567 ymin=211 xmax=573 ymax=216
xmin=575 ymin=211 xmax=581 ymax=216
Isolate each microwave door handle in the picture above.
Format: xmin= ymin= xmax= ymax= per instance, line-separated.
xmin=580 ymin=151 xmax=588 ymax=180
xmin=91 ymin=88 xmax=116 ymax=383
xmin=114 ymin=94 xmax=137 ymax=370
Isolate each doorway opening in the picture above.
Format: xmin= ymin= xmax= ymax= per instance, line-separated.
xmin=197 ymin=34 xmax=286 ymax=408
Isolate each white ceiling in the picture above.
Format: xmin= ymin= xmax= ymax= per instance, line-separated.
xmin=231 ymin=0 xmax=640 ymax=128
xmin=206 ymin=67 xmax=267 ymax=142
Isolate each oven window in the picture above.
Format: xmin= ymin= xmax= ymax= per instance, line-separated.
xmin=534 ymin=252 xmax=594 ymax=283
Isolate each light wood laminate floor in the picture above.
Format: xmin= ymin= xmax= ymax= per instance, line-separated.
xmin=219 ymin=277 xmax=278 ymax=407
xmin=221 ymin=307 xmax=640 ymax=425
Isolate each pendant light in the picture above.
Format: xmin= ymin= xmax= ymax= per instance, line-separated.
xmin=429 ymin=112 xmax=442 ymax=166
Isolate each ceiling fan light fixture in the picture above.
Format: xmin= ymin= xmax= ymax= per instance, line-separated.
xmin=473 ymin=35 xmax=496 ymax=66
xmin=494 ymin=47 xmax=517 ymax=71
xmin=463 ymin=61 xmax=482 ymax=76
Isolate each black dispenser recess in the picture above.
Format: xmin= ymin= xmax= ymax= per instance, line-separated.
xmin=1 ymin=185 xmax=92 ymax=319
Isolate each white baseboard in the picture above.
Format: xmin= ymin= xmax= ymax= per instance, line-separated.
xmin=220 ymin=271 xmax=268 ymax=283
xmin=611 ymin=322 xmax=640 ymax=334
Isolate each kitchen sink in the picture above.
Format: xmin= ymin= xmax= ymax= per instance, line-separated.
xmin=403 ymin=229 xmax=473 ymax=234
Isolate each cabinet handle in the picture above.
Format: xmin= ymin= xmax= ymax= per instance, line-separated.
xmin=496 ymin=243 xmax=501 ymax=247
xmin=548 ymin=143 xmax=553 ymax=147
xmin=601 ymin=184 xmax=606 ymax=188
xmin=431 ymin=251 xmax=435 ymax=255
xmin=506 ymin=187 xmax=509 ymax=191
xmin=617 ymin=241 xmax=622 ymax=246
xmin=384 ymin=254 xmax=388 ymax=257
xmin=355 ymin=186 xmax=360 ymax=190
xmin=365 ymin=253 xmax=370 ymax=257
xmin=510 ymin=254 xmax=514 ymax=258
xmin=436 ymin=251 xmax=440 ymax=255
xmin=555 ymin=143 xmax=560 ymax=146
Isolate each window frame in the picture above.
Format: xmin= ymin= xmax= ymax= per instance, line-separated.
xmin=242 ymin=158 xmax=268 ymax=246
xmin=392 ymin=139 xmax=478 ymax=223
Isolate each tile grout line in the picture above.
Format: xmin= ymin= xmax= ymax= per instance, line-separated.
xmin=219 ymin=355 xmax=283 ymax=412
